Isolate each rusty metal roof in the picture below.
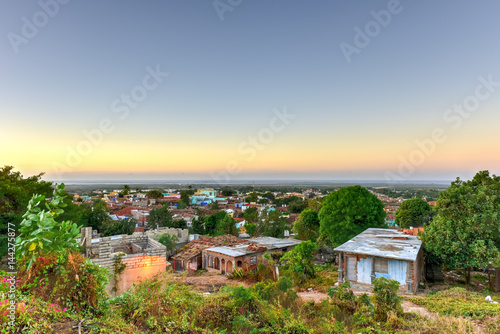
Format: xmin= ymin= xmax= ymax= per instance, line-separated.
xmin=334 ymin=228 xmax=422 ymax=261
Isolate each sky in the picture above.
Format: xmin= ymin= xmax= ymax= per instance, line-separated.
xmin=1 ymin=0 xmax=500 ymax=183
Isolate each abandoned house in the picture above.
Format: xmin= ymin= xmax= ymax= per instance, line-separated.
xmin=334 ymin=227 xmax=424 ymax=293
xmin=172 ymin=234 xmax=244 ymax=272
xmin=80 ymin=227 xmax=169 ymax=295
xmin=203 ymin=237 xmax=302 ymax=275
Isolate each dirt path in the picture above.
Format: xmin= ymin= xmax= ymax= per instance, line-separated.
xmin=171 ymin=271 xmax=252 ymax=292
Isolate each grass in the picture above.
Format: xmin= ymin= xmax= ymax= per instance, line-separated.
xmin=410 ymin=287 xmax=500 ymax=319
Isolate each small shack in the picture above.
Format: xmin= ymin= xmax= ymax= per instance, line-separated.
xmin=334 ymin=228 xmax=423 ymax=293
xmin=203 ymin=237 xmax=302 ymax=275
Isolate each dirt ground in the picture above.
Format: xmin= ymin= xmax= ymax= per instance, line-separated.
xmin=170 ymin=271 xmax=252 ymax=292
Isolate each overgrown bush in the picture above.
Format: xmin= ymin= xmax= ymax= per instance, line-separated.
xmin=18 ymin=251 xmax=109 ymax=314
xmin=372 ymin=277 xmax=403 ymax=321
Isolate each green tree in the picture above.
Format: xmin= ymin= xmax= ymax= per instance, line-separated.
xmin=422 ymin=171 xmax=500 ymax=284
xmin=281 ymin=240 xmax=318 ymax=285
xmin=258 ymin=198 xmax=269 ymax=205
xmin=148 ymin=204 xmax=173 ymax=228
xmin=319 ymin=185 xmax=386 ymax=246
xmin=146 ymin=189 xmax=163 ymax=199
xmin=243 ymin=207 xmax=258 ymax=224
xmin=293 ymin=208 xmax=320 ymax=241
xmin=15 ymin=184 xmax=81 ymax=271
xmin=287 ymin=199 xmax=308 ymax=214
xmin=395 ymin=198 xmax=434 ymax=228
xmin=171 ymin=218 xmax=187 ymax=229
xmin=205 ymin=211 xmax=228 ymax=236
xmin=221 ymin=188 xmax=235 ymax=196
xmin=157 ymin=233 xmax=178 ymax=259
xmin=245 ymin=223 xmax=257 ymax=237
xmin=245 ymin=192 xmax=258 ymax=203
xmin=101 ymin=218 xmax=136 ymax=237
xmin=179 ymin=191 xmax=191 ymax=207
xmin=121 ymin=185 xmax=131 ymax=196
xmin=214 ymin=215 xmax=238 ymax=236
xmin=258 ymin=209 xmax=289 ymax=238
xmin=0 ymin=166 xmax=53 ymax=233
xmin=191 ymin=216 xmax=205 ymax=234
xmin=79 ymin=199 xmax=111 ymax=232
xmin=308 ymin=197 xmax=324 ymax=212
xmin=210 ymin=201 xmax=219 ymax=210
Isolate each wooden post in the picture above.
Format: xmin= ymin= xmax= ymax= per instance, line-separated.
xmin=338 ymin=253 xmax=343 ymax=283
xmin=495 ymin=267 xmax=500 ymax=292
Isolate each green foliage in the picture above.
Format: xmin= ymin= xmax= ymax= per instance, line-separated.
xmin=319 ymin=185 xmax=386 ymax=246
xmin=112 ymin=252 xmax=127 ymax=292
xmin=0 ymin=166 xmax=53 ymax=256
xmin=15 ymin=184 xmax=81 ymax=271
xmin=281 ymin=241 xmax=318 ymax=285
xmin=206 ymin=211 xmax=233 ymax=236
xmin=293 ymin=208 xmax=320 ymax=241
xmin=257 ymin=209 xmax=289 ymax=238
xmin=148 ymin=204 xmax=173 ymax=228
xmin=245 ymin=192 xmax=258 ymax=203
xmin=372 ymin=277 xmax=403 ymax=321
xmin=79 ymin=199 xmax=111 ymax=232
xmin=245 ymin=223 xmax=257 ymax=237
xmin=100 ymin=218 xmax=136 ymax=237
xmin=146 ymin=189 xmax=163 ymax=199
xmin=221 ymin=188 xmax=236 ymax=196
xmin=410 ymin=287 xmax=500 ymax=319
xmin=179 ymin=190 xmax=191 ymax=207
xmin=395 ymin=198 xmax=434 ymax=228
xmin=243 ymin=207 xmax=259 ymax=224
xmin=214 ymin=214 xmax=239 ymax=236
xmin=192 ymin=216 xmax=206 ymax=234
xmin=18 ymin=252 xmax=109 ymax=314
xmin=422 ymin=171 xmax=500 ymax=283
xmin=156 ymin=233 xmax=178 ymax=255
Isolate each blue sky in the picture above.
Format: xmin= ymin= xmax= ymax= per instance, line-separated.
xmin=1 ymin=0 xmax=500 ymax=182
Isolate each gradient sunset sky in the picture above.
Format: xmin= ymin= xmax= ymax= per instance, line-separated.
xmin=1 ymin=1 xmax=500 ymax=182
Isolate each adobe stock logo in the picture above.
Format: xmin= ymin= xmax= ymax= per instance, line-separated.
xmin=7 ymin=0 xmax=71 ymax=54
xmin=212 ymin=0 xmax=243 ymax=21
xmin=339 ymin=0 xmax=408 ymax=63
xmin=385 ymin=74 xmax=499 ymax=182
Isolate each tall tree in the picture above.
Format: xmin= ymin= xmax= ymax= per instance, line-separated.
xmin=422 ymin=171 xmax=500 ymax=284
xmin=148 ymin=204 xmax=173 ymax=228
xmin=258 ymin=209 xmax=289 ymax=238
xmin=395 ymin=198 xmax=434 ymax=228
xmin=191 ymin=216 xmax=206 ymax=234
xmin=79 ymin=200 xmax=111 ymax=232
xmin=122 ymin=185 xmax=131 ymax=195
xmin=101 ymin=218 xmax=136 ymax=237
xmin=0 ymin=166 xmax=54 ymax=257
xmin=146 ymin=190 xmax=163 ymax=199
xmin=293 ymin=208 xmax=320 ymax=241
xmin=319 ymin=185 xmax=386 ymax=246
xmin=214 ymin=215 xmax=238 ymax=236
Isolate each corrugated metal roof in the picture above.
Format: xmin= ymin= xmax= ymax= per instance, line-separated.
xmin=334 ymin=228 xmax=422 ymax=261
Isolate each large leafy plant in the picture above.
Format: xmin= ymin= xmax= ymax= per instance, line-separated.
xmin=15 ymin=183 xmax=81 ymax=271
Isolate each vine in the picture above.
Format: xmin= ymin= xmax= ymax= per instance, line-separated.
xmin=112 ymin=252 xmax=127 ymax=292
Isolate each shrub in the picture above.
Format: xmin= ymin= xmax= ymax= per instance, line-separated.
xmin=372 ymin=277 xmax=403 ymax=321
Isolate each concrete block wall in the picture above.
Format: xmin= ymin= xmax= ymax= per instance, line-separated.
xmin=142 ymin=227 xmax=189 ymax=243
xmin=91 ymin=234 xmax=166 ymax=269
